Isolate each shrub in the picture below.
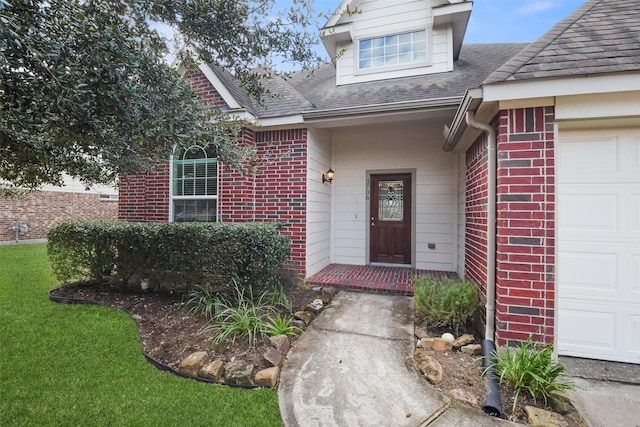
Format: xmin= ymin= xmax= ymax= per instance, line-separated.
xmin=47 ymin=220 xmax=291 ymax=293
xmin=490 ymin=339 xmax=575 ymax=412
xmin=413 ymin=276 xmax=481 ymax=333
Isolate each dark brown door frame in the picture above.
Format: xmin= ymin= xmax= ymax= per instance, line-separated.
xmin=369 ymin=172 xmax=413 ymax=265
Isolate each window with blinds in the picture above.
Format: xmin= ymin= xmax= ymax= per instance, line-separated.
xmin=171 ymin=145 xmax=218 ymax=222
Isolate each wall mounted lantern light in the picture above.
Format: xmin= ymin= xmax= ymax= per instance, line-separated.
xmin=322 ymin=167 xmax=335 ymax=184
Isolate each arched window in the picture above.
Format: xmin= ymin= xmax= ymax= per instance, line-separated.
xmin=171 ymin=145 xmax=218 ymax=222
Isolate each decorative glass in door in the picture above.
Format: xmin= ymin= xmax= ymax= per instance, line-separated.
xmin=378 ymin=180 xmax=404 ymax=221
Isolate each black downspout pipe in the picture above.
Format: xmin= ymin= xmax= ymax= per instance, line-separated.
xmin=481 ymin=339 xmax=502 ymax=417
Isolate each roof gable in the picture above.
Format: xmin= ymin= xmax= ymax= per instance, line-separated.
xmin=485 ymin=0 xmax=640 ymax=84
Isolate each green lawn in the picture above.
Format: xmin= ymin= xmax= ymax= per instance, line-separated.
xmin=0 ymin=243 xmax=281 ymax=426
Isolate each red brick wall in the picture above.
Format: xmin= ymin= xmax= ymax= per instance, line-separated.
xmin=118 ymin=163 xmax=170 ymax=222
xmin=187 ymin=71 xmax=228 ymax=108
xmin=118 ymin=71 xmax=308 ymax=277
xmin=464 ymin=134 xmax=489 ymax=299
xmin=495 ymin=107 xmax=555 ymax=346
xmin=219 ymin=129 xmax=308 ymax=276
xmin=0 ymin=191 xmax=117 ymax=241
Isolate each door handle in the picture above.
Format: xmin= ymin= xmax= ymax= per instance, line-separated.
xmin=371 ymin=222 xmax=375 ymax=226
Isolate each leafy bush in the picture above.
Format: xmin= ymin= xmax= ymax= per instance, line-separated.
xmin=413 ymin=276 xmax=481 ymax=333
xmin=490 ymin=339 xmax=575 ymax=412
xmin=47 ymin=220 xmax=291 ymax=293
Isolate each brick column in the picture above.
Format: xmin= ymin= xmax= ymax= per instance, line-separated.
xmin=494 ymin=107 xmax=555 ymax=346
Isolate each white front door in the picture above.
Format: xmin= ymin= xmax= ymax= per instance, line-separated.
xmin=557 ymin=128 xmax=640 ymax=364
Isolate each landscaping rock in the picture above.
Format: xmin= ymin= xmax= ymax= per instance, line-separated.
xmin=177 ymin=351 xmax=208 ymax=377
xmin=549 ymin=392 xmax=573 ymax=415
xmin=321 ymin=286 xmax=338 ymax=298
xmin=254 ymin=367 xmax=280 ymax=387
xmin=461 ymin=344 xmax=482 ymax=356
xmin=304 ymin=299 xmax=324 ymax=314
xmin=453 ymin=334 xmax=475 ymax=348
xmin=415 ymin=349 xmax=435 ymax=360
xmin=292 ymin=319 xmax=307 ymax=331
xmin=525 ymin=406 xmax=568 ymax=427
xmin=418 ymin=337 xmax=435 ymax=350
xmin=417 ymin=355 xmax=443 ymax=384
xmin=198 ymin=360 xmax=224 ymax=381
xmin=449 ymin=388 xmax=478 ymax=407
xmin=414 ymin=326 xmax=429 ymax=340
xmin=432 ymin=338 xmax=453 ymax=352
xmin=224 ymin=360 xmax=254 ymax=385
xmin=269 ymin=335 xmax=291 ymax=356
xmin=294 ymin=310 xmax=315 ymax=325
xmin=263 ymin=347 xmax=283 ymax=367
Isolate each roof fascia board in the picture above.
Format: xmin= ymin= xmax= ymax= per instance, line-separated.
xmin=483 ymin=73 xmax=640 ymax=102
xmin=499 ymin=97 xmax=556 ymax=110
xmin=433 ymin=1 xmax=472 ymax=59
xmin=197 ymin=62 xmax=243 ymax=110
xmin=443 ymin=88 xmax=481 ymax=151
xmin=323 ymin=0 xmax=358 ymax=28
xmin=252 ymin=115 xmax=305 ymax=129
xmin=320 ymin=23 xmax=354 ymax=57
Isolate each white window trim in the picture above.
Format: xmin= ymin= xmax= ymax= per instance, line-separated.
xmin=169 ymin=148 xmax=220 ymax=223
xmin=354 ymin=27 xmax=432 ymax=76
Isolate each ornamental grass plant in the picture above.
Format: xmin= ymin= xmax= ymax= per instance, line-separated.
xmin=490 ymin=338 xmax=575 ymax=413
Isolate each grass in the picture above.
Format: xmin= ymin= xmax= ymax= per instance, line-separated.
xmin=0 ymin=243 xmax=281 ymax=426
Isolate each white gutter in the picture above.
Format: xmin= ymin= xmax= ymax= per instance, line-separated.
xmin=465 ymin=111 xmax=497 ymax=342
xmin=303 ymin=97 xmax=462 ymax=120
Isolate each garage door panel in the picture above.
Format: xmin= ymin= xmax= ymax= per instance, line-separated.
xmin=558 ymin=306 xmax=616 ymax=351
xmin=560 ymin=243 xmax=639 ymax=300
xmin=558 ymin=135 xmax=618 ymax=176
xmin=558 ymin=251 xmax=617 ymax=292
xmin=558 ymin=128 xmax=640 ymax=364
xmin=559 ymin=194 xmax=618 ymax=231
xmin=558 ymin=302 xmax=640 ymax=363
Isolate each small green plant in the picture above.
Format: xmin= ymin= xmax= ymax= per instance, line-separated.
xmin=185 ymin=285 xmax=229 ymax=320
xmin=201 ymin=282 xmax=275 ymax=348
xmin=489 ymin=339 xmax=575 ymax=413
xmin=413 ymin=276 xmax=481 ymax=334
xmin=265 ymin=284 xmax=292 ymax=313
xmin=263 ymin=313 xmax=299 ymax=337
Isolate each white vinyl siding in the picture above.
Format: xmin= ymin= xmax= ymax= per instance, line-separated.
xmin=306 ymin=128 xmax=332 ymax=277
xmin=334 ymin=0 xmax=453 ymax=85
xmin=331 ymin=121 xmax=457 ymax=271
xmin=456 ymin=151 xmax=466 ymax=278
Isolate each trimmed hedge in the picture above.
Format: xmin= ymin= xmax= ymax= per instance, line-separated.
xmin=47 ymin=220 xmax=291 ymax=292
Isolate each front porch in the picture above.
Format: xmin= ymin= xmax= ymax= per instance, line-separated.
xmin=306 ymin=264 xmax=459 ymax=295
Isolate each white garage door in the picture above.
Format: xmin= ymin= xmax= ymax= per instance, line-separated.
xmin=557 ymin=128 xmax=640 ymax=364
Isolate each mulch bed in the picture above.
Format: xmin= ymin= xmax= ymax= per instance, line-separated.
xmin=50 ymin=281 xmax=320 ymax=375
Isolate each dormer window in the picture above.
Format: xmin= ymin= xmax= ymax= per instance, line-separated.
xmin=358 ymin=30 xmax=428 ymax=71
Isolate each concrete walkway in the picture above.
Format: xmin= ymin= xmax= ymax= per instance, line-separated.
xmin=279 ymin=291 xmax=518 ymax=427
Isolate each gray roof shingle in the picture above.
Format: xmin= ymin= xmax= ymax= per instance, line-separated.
xmin=251 ymin=43 xmax=526 ymax=118
xmin=485 ymin=0 xmax=640 ymax=84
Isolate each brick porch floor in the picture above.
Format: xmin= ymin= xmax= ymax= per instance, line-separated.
xmin=306 ymin=264 xmax=459 ymax=295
